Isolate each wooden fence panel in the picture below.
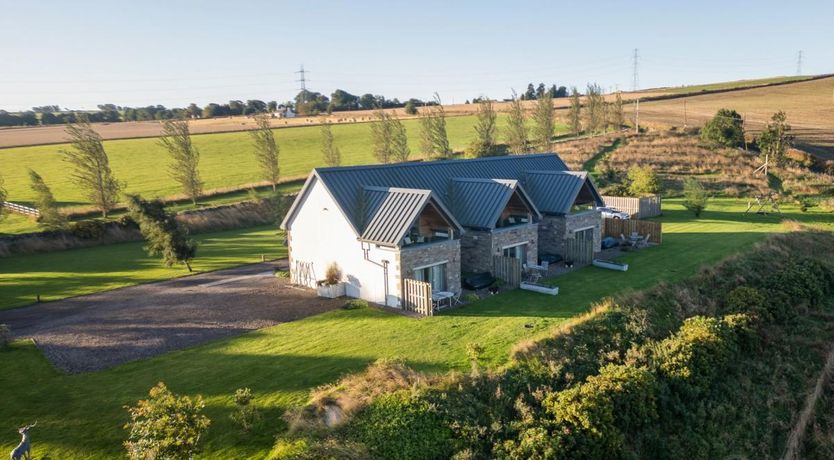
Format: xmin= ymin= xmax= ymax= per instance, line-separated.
xmin=2 ymin=201 xmax=39 ymax=217
xmin=492 ymin=255 xmax=522 ymax=288
xmin=403 ymin=278 xmax=433 ymax=316
xmin=565 ymin=238 xmax=595 ymax=265
xmin=601 ymin=195 xmax=662 ymax=219
xmin=602 ymin=218 xmax=663 ymax=244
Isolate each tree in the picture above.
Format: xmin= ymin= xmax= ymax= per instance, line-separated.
xmin=124 ymin=382 xmax=210 ymax=460
xmin=320 ymin=123 xmax=341 ymax=167
xmin=249 ymin=114 xmax=280 ymax=190
xmin=403 ymin=99 xmax=418 ymax=115
xmin=28 ymin=169 xmax=66 ymax=230
xmin=626 ymin=166 xmax=661 ymax=196
xmin=531 ymin=91 xmax=555 ymax=151
xmin=468 ymin=97 xmax=498 ymax=157
xmin=371 ymin=109 xmax=394 ymax=164
xmin=359 ymin=93 xmax=377 ymax=110
xmin=524 ymin=83 xmax=536 ymax=100
xmin=267 ymin=100 xmax=278 ymax=112
xmin=159 ymin=118 xmax=202 ymax=204
xmin=330 ymin=89 xmax=359 ymax=111
xmin=61 ymin=118 xmax=122 ymax=217
xmin=611 ymin=92 xmax=625 ymax=129
xmin=418 ymin=93 xmax=451 ymax=159
xmin=758 ymin=111 xmax=793 ymax=166
xmin=568 ymin=87 xmax=582 ymax=135
xmin=505 ymin=91 xmax=529 ymax=154
xmin=0 ymin=175 xmax=6 ymax=223
xmin=585 ymin=83 xmax=605 ymax=134
xmin=127 ymin=195 xmax=197 ymax=271
xmin=536 ymin=83 xmax=546 ymax=99
xmin=682 ymin=177 xmax=709 ymax=217
xmin=390 ymin=115 xmax=411 ymax=162
xmin=701 ymin=109 xmax=744 ymax=147
xmin=186 ymin=103 xmax=201 ymax=118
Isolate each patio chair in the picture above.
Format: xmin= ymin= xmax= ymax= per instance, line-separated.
xmin=620 ymin=233 xmax=629 ymax=245
xmin=404 ymin=236 xmax=412 ymax=245
xmin=638 ymin=234 xmax=651 ymax=248
xmin=451 ymin=293 xmax=462 ymax=306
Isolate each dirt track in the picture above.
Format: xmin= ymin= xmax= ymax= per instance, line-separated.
xmin=0 ymin=261 xmax=343 ymax=373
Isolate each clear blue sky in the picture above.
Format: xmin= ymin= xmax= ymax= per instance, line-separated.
xmin=1 ymin=0 xmax=831 ymax=111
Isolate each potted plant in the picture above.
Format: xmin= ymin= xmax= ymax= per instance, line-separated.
xmin=317 ymin=262 xmax=346 ymax=298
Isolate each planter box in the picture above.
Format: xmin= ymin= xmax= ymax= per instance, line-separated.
xmin=520 ymin=282 xmax=559 ymax=296
xmin=317 ymin=282 xmax=346 ymax=298
xmin=592 ymin=259 xmax=629 ymax=272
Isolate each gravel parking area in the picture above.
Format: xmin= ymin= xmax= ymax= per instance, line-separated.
xmin=0 ymin=261 xmax=343 ymax=373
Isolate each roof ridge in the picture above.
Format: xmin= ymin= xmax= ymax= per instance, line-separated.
xmin=450 ymin=177 xmax=518 ymax=184
xmin=363 ymin=185 xmax=432 ymax=194
xmin=316 ymin=153 xmax=561 ymax=174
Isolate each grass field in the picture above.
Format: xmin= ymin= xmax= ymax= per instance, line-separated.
xmin=661 ymin=75 xmax=817 ymax=94
xmin=2 ymin=198 xmax=833 ymax=458
xmin=0 ymin=225 xmax=286 ymax=310
xmin=0 ymin=115 xmax=568 ymax=211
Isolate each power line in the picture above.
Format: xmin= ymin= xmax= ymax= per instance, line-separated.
xmin=632 ymin=48 xmax=639 ymax=91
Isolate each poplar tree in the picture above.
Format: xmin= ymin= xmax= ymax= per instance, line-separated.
xmin=505 ymin=90 xmax=528 ymax=154
xmin=320 ymin=123 xmax=341 ymax=166
xmin=419 ymin=93 xmax=451 ymax=159
xmin=28 ymin=169 xmax=66 ymax=230
xmin=61 ymin=118 xmax=122 ymax=217
xmin=371 ymin=109 xmax=394 ymax=164
xmin=612 ymin=92 xmax=625 ymax=129
xmin=568 ymin=87 xmax=582 ymax=135
xmin=468 ymin=97 xmax=498 ymax=157
xmin=159 ymin=118 xmax=203 ymax=204
xmin=390 ymin=115 xmax=411 ymax=162
xmin=531 ymin=91 xmax=555 ymax=151
xmin=249 ymin=114 xmax=280 ymax=190
xmin=127 ymin=195 xmax=197 ymax=272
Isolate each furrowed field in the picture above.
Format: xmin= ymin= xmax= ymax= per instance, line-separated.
xmin=0 ymin=115 xmax=567 ymax=213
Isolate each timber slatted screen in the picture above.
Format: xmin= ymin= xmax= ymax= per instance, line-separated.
xmin=2 ymin=202 xmax=39 ymax=217
xmin=565 ymin=238 xmax=594 ymax=265
xmin=403 ymin=278 xmax=433 ymax=316
xmin=492 ymin=255 xmax=522 ymax=288
xmin=602 ymin=218 xmax=663 ymax=244
xmin=601 ymin=195 xmax=662 ymax=218
xmin=292 ymin=261 xmax=316 ymax=287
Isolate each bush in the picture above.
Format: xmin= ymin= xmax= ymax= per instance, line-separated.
xmin=0 ymin=324 xmax=10 ymax=349
xmin=124 ymin=382 xmax=211 ymax=460
xmin=268 ymin=437 xmax=368 ymax=460
xmin=700 ymin=108 xmax=744 ymax=148
xmin=323 ymin=262 xmax=342 ymax=286
xmin=275 ymin=270 xmax=290 ymax=279
xmin=230 ymin=387 xmax=260 ymax=432
xmin=627 ymin=165 xmax=661 ymax=196
xmin=349 ymin=391 xmax=454 ymax=460
xmin=765 ymin=258 xmax=830 ymax=317
xmin=725 ymin=286 xmax=767 ymax=320
xmin=682 ymin=177 xmax=709 ymax=217
xmin=462 ymin=293 xmax=480 ymax=303
xmin=70 ymin=219 xmax=106 ymax=239
xmin=343 ymin=299 xmax=368 ymax=310
xmin=821 ymin=198 xmax=834 ymax=213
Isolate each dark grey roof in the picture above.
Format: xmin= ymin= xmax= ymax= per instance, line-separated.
xmin=358 ymin=187 xmax=457 ymax=246
xmin=522 ymin=171 xmax=604 ymax=214
xmin=448 ymin=178 xmax=540 ymax=229
xmin=309 ymin=154 xmax=569 ymax=233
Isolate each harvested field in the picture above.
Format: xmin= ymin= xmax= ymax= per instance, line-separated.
xmin=554 ymin=132 xmax=627 ymax=170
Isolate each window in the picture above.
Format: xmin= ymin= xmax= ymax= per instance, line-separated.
xmin=502 ymin=243 xmax=528 ymax=265
xmin=414 ymin=263 xmax=447 ymax=291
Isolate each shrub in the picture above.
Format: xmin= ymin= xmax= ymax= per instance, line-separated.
xmin=820 ymin=198 xmax=834 ymax=213
xmin=349 ymin=391 xmax=454 ymax=460
xmin=725 ymin=286 xmax=767 ymax=320
xmin=268 ymin=437 xmax=368 ymax=460
xmin=0 ymin=324 xmax=10 ymax=349
xmin=627 ymin=165 xmax=661 ymax=196
xmin=324 ymin=262 xmax=342 ymax=286
xmin=343 ymin=299 xmax=368 ymax=310
xmin=700 ymin=108 xmax=744 ymax=147
xmin=124 ymin=382 xmax=210 ymax=460
xmin=682 ymin=177 xmax=709 ymax=217
xmin=70 ymin=219 xmax=106 ymax=239
xmin=462 ymin=293 xmax=480 ymax=303
xmin=230 ymin=387 xmax=260 ymax=432
xmin=765 ymin=258 xmax=830 ymax=317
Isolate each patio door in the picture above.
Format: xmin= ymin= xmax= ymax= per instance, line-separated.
xmin=414 ymin=262 xmax=447 ymax=292
xmin=502 ymin=243 xmax=528 ymax=265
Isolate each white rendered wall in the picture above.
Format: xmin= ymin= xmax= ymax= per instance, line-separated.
xmin=285 ymin=177 xmax=402 ymax=306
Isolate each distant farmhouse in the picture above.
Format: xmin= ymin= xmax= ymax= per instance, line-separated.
xmin=281 ymin=154 xmax=604 ymax=308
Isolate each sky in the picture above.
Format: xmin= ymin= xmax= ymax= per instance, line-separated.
xmin=1 ymin=0 xmax=832 ymax=111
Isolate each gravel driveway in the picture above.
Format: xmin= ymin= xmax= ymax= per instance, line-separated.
xmin=0 ymin=261 xmax=343 ymax=373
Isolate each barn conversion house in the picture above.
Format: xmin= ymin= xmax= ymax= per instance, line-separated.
xmin=280 ymin=154 xmax=604 ymax=308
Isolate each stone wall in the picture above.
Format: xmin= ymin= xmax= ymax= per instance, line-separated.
xmin=460 ymin=229 xmax=492 ymax=273
xmin=538 ymin=210 xmax=602 ymax=257
xmin=490 ymin=224 xmax=538 ymax=265
xmin=397 ymin=239 xmax=462 ymax=295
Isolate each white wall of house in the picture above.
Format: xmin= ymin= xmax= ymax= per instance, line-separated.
xmin=285 ymin=177 xmax=402 ymax=306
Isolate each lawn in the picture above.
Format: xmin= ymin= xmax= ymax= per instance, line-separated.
xmin=0 ymin=224 xmax=286 ymax=310
xmin=0 ymin=115 xmax=568 ymax=211
xmin=1 ymin=198 xmax=833 ymax=458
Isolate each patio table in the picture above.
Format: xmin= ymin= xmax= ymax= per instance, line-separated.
xmin=432 ymin=291 xmax=454 ymax=310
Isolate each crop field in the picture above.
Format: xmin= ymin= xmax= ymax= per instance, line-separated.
xmin=624 ymin=75 xmax=834 ymax=157
xmin=0 ymin=225 xmax=285 ymax=310
xmin=1 ymin=198 xmax=833 ymax=458
xmin=0 ymin=114 xmax=568 ymax=216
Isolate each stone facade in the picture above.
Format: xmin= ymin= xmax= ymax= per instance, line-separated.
xmin=460 ymin=224 xmax=539 ymax=273
xmin=397 ymin=239 xmax=462 ymax=297
xmin=538 ymin=210 xmax=602 ymax=257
